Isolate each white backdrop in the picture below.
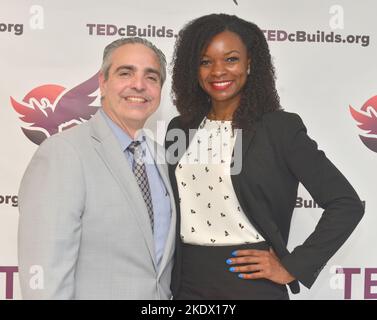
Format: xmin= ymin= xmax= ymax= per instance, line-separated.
xmin=1 ymin=0 xmax=376 ymax=300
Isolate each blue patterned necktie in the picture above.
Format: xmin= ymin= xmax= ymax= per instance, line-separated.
xmin=128 ymin=141 xmax=154 ymax=233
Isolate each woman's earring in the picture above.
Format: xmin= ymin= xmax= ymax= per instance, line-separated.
xmin=247 ymin=66 xmax=250 ymax=75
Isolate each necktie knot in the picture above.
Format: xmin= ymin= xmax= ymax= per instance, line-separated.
xmin=127 ymin=140 xmax=142 ymax=154
xmin=128 ymin=141 xmax=145 ymax=163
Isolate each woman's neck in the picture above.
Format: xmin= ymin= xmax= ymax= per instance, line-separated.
xmin=207 ymin=102 xmax=238 ymax=121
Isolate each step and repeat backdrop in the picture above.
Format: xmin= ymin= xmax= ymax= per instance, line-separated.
xmin=1 ymin=0 xmax=376 ymax=299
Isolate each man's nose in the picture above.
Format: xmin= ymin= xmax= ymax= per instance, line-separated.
xmin=130 ymin=75 xmax=146 ymax=91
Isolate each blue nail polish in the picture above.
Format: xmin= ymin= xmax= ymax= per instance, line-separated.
xmin=226 ymin=259 xmax=232 ymax=264
xmin=231 ymin=251 xmax=237 ymax=257
xmin=238 ymin=274 xmax=244 ymax=279
xmin=229 ymin=267 xmax=235 ymax=272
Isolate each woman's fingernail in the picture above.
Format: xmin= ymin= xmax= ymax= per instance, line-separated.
xmin=229 ymin=267 xmax=235 ymax=272
xmin=226 ymin=259 xmax=232 ymax=264
xmin=231 ymin=251 xmax=237 ymax=257
xmin=238 ymin=274 xmax=244 ymax=279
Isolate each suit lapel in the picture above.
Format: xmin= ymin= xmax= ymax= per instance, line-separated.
xmin=144 ymin=135 xmax=177 ymax=277
xmin=88 ymin=111 xmax=157 ymax=270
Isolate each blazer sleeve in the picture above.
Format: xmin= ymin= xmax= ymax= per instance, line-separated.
xmin=18 ymin=136 xmax=85 ymax=299
xmin=279 ymin=113 xmax=364 ymax=289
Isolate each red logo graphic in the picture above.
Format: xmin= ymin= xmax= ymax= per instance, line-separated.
xmin=11 ymin=72 xmax=100 ymax=145
xmin=349 ymin=95 xmax=377 ymax=153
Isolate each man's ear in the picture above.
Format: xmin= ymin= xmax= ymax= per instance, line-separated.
xmin=99 ymin=71 xmax=106 ymax=96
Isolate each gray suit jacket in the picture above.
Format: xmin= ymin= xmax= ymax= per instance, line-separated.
xmin=18 ymin=110 xmax=176 ymax=299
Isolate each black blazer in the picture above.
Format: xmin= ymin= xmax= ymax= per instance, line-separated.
xmin=165 ymin=110 xmax=364 ymax=295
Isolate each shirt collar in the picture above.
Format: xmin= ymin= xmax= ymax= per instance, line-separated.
xmin=100 ymin=109 xmax=146 ymax=151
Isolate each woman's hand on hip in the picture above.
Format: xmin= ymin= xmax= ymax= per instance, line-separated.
xmin=226 ymin=247 xmax=295 ymax=285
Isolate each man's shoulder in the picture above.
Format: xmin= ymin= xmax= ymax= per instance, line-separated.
xmin=38 ymin=120 xmax=91 ymax=152
xmin=58 ymin=119 xmax=91 ymax=139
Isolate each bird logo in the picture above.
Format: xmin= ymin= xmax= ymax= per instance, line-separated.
xmin=349 ymin=95 xmax=377 ymax=153
xmin=11 ymin=72 xmax=100 ymax=145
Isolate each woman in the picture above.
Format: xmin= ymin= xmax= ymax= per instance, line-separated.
xmin=165 ymin=13 xmax=364 ymax=299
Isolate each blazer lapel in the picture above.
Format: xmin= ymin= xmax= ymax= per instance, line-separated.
xmin=231 ymin=125 xmax=256 ymax=175
xmin=89 ymin=111 xmax=157 ymax=270
xmin=231 ymin=121 xmax=281 ymax=240
xmin=231 ymin=126 xmax=265 ymax=233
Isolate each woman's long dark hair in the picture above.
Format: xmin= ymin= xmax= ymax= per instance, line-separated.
xmin=171 ymin=13 xmax=282 ymax=130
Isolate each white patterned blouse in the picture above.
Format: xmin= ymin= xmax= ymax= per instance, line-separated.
xmin=175 ymin=117 xmax=265 ymax=246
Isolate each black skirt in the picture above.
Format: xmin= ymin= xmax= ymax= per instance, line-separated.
xmin=174 ymin=241 xmax=289 ymax=300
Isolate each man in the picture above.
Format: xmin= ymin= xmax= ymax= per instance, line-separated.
xmin=18 ymin=37 xmax=176 ymax=299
